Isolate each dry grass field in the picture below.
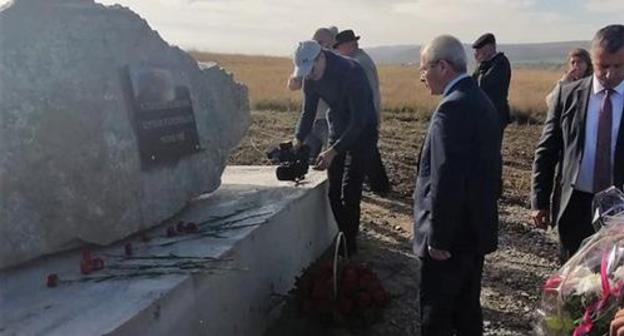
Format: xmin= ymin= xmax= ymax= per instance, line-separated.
xmin=191 ymin=51 xmax=561 ymax=208
xmin=192 ymin=51 xmax=561 ymax=123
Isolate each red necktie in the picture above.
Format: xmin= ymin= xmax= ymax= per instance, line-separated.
xmin=594 ymin=89 xmax=614 ymax=192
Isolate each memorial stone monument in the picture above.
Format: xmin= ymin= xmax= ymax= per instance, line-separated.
xmin=0 ymin=2 xmax=341 ymax=334
xmin=0 ymin=0 xmax=250 ymax=269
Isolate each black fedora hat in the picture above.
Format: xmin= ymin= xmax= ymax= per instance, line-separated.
xmin=333 ymin=29 xmax=360 ymax=48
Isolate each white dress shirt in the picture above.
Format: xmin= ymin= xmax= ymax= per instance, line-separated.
xmin=575 ymin=76 xmax=624 ymax=193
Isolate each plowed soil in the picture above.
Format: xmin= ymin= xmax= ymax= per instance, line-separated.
xmin=230 ymin=110 xmax=559 ymax=335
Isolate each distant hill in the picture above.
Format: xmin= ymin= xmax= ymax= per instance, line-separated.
xmin=365 ymin=41 xmax=591 ymax=66
xmin=363 ymin=45 xmax=421 ymax=65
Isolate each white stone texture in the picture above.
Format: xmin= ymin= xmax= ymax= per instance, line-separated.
xmin=0 ymin=167 xmax=337 ymax=336
xmin=0 ymin=0 xmax=250 ymax=269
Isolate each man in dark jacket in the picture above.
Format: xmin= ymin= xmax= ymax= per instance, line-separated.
xmin=531 ymin=25 xmax=624 ymax=262
xmin=415 ymin=35 xmax=501 ymax=335
xmin=472 ymin=33 xmax=512 ymax=133
xmin=291 ymin=40 xmax=378 ymax=256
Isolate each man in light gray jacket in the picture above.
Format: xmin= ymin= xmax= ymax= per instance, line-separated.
xmin=334 ymin=29 xmax=389 ymax=193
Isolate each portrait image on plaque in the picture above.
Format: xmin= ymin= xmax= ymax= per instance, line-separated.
xmin=127 ymin=65 xmax=201 ymax=168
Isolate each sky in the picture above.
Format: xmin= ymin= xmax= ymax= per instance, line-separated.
xmin=2 ymin=0 xmax=624 ymax=55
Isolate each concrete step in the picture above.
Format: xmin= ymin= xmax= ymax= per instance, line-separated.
xmin=0 ymin=166 xmax=337 ymax=336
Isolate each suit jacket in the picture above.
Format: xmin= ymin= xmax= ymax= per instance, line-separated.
xmin=531 ymin=77 xmax=624 ymax=226
xmin=412 ymin=77 xmax=502 ymax=257
xmin=473 ymin=52 xmax=511 ymax=129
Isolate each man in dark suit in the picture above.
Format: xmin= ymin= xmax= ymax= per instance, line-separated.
xmin=472 ymin=33 xmax=512 ymax=133
xmin=531 ymin=25 xmax=624 ymax=262
xmin=414 ymin=35 xmax=501 ymax=336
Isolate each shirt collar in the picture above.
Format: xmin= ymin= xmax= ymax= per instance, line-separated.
xmin=443 ymin=73 xmax=470 ymax=96
xmin=592 ymin=75 xmax=624 ymax=96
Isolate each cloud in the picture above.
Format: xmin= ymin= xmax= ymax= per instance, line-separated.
xmin=0 ymin=0 xmax=612 ymax=55
xmin=586 ymin=0 xmax=624 ymax=12
xmin=386 ymin=0 xmax=582 ymax=46
xmin=392 ymin=0 xmax=547 ymax=26
xmin=96 ymin=0 xmax=410 ymax=54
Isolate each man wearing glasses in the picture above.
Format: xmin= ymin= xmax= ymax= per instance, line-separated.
xmin=414 ymin=35 xmax=501 ymax=335
xmin=291 ymin=40 xmax=378 ymax=257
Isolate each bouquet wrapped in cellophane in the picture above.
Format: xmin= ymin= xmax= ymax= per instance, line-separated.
xmin=536 ymin=187 xmax=624 ymax=335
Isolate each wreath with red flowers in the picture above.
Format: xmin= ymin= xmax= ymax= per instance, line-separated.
xmin=294 ymin=257 xmax=389 ymax=327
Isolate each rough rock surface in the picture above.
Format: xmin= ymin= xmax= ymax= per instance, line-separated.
xmin=0 ymin=0 xmax=249 ymax=269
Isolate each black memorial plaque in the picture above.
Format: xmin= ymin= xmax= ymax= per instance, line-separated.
xmin=127 ymin=66 xmax=201 ymax=168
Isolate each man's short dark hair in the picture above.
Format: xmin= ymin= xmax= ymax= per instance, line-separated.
xmin=592 ymin=24 xmax=624 ymax=53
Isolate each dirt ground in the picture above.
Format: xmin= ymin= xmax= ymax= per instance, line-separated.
xmin=230 ymin=110 xmax=560 ymax=335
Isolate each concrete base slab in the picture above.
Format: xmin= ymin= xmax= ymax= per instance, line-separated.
xmin=0 ymin=166 xmax=337 ymax=336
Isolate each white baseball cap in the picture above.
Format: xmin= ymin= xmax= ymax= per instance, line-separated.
xmin=292 ymin=40 xmax=322 ymax=78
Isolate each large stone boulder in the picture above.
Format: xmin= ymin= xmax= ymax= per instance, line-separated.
xmin=0 ymin=0 xmax=250 ymax=269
